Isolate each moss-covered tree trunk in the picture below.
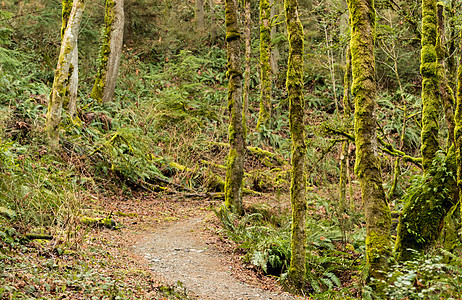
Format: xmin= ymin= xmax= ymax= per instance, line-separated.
xmin=436 ymin=2 xmax=455 ymax=148
xmin=393 ymin=0 xmax=460 ymax=262
xmin=243 ymin=0 xmax=251 ymax=130
xmin=256 ymin=0 xmax=272 ymax=131
xmin=91 ymin=0 xmax=124 ymax=103
xmin=224 ymin=0 xmax=245 ymax=215
xmin=420 ymin=0 xmax=440 ymax=171
xmin=61 ymin=0 xmax=78 ymax=119
xmin=348 ymin=0 xmax=392 ymax=284
xmin=456 ymin=31 xmax=462 ymax=225
xmin=46 ymin=0 xmax=85 ymax=148
xmin=285 ymin=0 xmax=307 ymax=288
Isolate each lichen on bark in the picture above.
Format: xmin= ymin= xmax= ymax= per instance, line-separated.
xmin=46 ymin=0 xmax=85 ymax=148
xmin=224 ymin=0 xmax=245 ymax=215
xmin=348 ymin=0 xmax=391 ymax=285
xmin=256 ymin=0 xmax=272 ymax=132
xmin=91 ymin=0 xmax=124 ymax=103
xmin=284 ymin=0 xmax=307 ymax=288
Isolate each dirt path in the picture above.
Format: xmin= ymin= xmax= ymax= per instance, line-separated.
xmin=134 ymin=214 xmax=296 ymax=300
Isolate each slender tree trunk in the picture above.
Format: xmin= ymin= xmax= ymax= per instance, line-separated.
xmin=420 ymin=0 xmax=440 ymax=171
xmin=46 ymin=0 xmax=85 ymax=148
xmin=270 ymin=0 xmax=279 ymax=74
xmin=456 ymin=24 xmax=462 ymax=229
xmin=224 ymin=0 xmax=245 ymax=215
xmin=436 ymin=2 xmax=455 ymax=148
xmin=243 ymin=0 xmax=251 ymax=130
xmin=339 ymin=45 xmax=351 ymax=208
xmin=348 ymin=0 xmax=392 ymax=286
xmin=195 ymin=0 xmax=205 ymax=31
xmin=91 ymin=0 xmax=124 ymax=103
xmin=257 ymin=0 xmax=272 ymax=131
xmin=208 ymin=0 xmax=217 ymax=45
xmin=61 ymin=0 xmax=78 ymax=119
xmin=285 ymin=0 xmax=306 ymax=288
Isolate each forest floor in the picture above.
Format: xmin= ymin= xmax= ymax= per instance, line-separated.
xmin=87 ymin=191 xmax=303 ymax=299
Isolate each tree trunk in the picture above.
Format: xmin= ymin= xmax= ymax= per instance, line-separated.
xmin=243 ymin=0 xmax=251 ymax=130
xmin=420 ymin=0 xmax=440 ymax=171
xmin=224 ymin=0 xmax=245 ymax=215
xmin=455 ymin=24 xmax=462 ymax=231
xmin=285 ymin=0 xmax=306 ymax=288
xmin=256 ymin=0 xmax=272 ymax=131
xmin=61 ymin=0 xmax=78 ymax=119
xmin=195 ymin=0 xmax=205 ymax=31
xmin=339 ymin=45 xmax=352 ymax=208
xmin=348 ymin=0 xmax=392 ymax=286
xmin=91 ymin=0 xmax=124 ymax=103
xmin=270 ymin=0 xmax=279 ymax=74
xmin=436 ymin=2 xmax=455 ymax=148
xmin=394 ymin=0 xmax=458 ymax=263
xmin=46 ymin=0 xmax=85 ymax=148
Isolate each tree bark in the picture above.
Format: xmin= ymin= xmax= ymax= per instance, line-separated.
xmin=91 ymin=0 xmax=124 ymax=103
xmin=243 ymin=0 xmax=251 ymax=131
xmin=285 ymin=0 xmax=307 ymax=288
xmin=270 ymin=0 xmax=280 ymax=74
xmin=456 ymin=24 xmax=462 ymax=228
xmin=420 ymin=0 xmax=440 ymax=171
xmin=256 ymin=0 xmax=272 ymax=131
xmin=436 ymin=2 xmax=455 ymax=148
xmin=195 ymin=0 xmax=205 ymax=31
xmin=46 ymin=0 xmax=85 ymax=148
xmin=224 ymin=0 xmax=245 ymax=215
xmin=61 ymin=0 xmax=78 ymax=119
xmin=348 ymin=0 xmax=392 ymax=286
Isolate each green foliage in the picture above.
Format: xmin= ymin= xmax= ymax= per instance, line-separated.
xmin=378 ymin=250 xmax=462 ymax=299
xmin=215 ymin=203 xmax=351 ymax=294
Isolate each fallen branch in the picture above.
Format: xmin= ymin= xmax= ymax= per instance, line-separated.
xmin=25 ymin=234 xmax=53 ymax=240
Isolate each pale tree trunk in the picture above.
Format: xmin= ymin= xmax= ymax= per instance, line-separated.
xmin=224 ymin=0 xmax=245 ymax=215
xmin=256 ymin=0 xmax=272 ymax=131
xmin=243 ymin=0 xmax=251 ymax=130
xmin=270 ymin=0 xmax=279 ymax=74
xmin=91 ymin=0 xmax=124 ymax=103
xmin=46 ymin=0 xmax=85 ymax=148
xmin=61 ymin=0 xmax=78 ymax=119
xmin=348 ymin=0 xmax=391 ymax=288
xmin=195 ymin=0 xmax=205 ymax=31
xmin=208 ymin=0 xmax=217 ymax=44
xmin=285 ymin=0 xmax=307 ymax=288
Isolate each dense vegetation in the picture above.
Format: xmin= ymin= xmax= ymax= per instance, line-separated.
xmin=1 ymin=0 xmax=462 ymax=298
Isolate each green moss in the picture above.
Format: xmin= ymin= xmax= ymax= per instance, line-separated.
xmin=348 ymin=0 xmax=392 ymax=284
xmin=91 ymin=0 xmax=116 ymax=102
xmin=256 ymin=0 xmax=272 ymax=132
xmin=420 ymin=0 xmax=440 ymax=171
xmin=455 ymin=29 xmax=462 ymax=218
xmin=285 ymin=0 xmax=307 ymax=288
xmin=61 ymin=0 xmax=73 ymax=38
xmin=395 ymin=149 xmax=457 ymax=261
xmin=224 ymin=0 xmax=245 ymax=216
